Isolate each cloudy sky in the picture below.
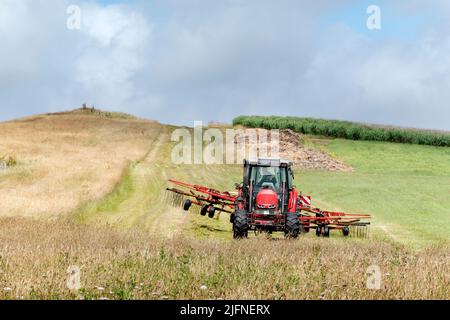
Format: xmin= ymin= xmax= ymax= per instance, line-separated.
xmin=1 ymin=0 xmax=449 ymax=130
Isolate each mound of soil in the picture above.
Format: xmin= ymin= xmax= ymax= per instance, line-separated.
xmin=235 ymin=128 xmax=352 ymax=172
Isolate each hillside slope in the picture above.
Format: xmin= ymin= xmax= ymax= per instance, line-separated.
xmin=301 ymin=138 xmax=450 ymax=247
xmin=0 ymin=110 xmax=161 ymax=217
xmin=1 ymin=110 xmax=449 ymax=246
xmin=0 ymin=110 xmax=448 ymax=299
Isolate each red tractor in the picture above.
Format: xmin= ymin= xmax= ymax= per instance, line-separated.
xmin=231 ymin=158 xmax=302 ymax=238
xmin=166 ymin=158 xmax=370 ymax=239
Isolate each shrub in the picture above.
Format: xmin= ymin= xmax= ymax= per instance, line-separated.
xmin=0 ymin=155 xmax=17 ymax=168
xmin=232 ymin=116 xmax=450 ymax=147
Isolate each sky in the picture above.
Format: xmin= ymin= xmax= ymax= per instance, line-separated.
xmin=0 ymin=0 xmax=449 ymax=130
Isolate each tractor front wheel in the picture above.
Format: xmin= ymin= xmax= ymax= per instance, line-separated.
xmin=285 ymin=212 xmax=300 ymax=239
xmin=233 ymin=210 xmax=248 ymax=239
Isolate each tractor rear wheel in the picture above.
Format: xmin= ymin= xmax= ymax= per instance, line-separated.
xmin=285 ymin=212 xmax=300 ymax=239
xmin=233 ymin=210 xmax=248 ymax=239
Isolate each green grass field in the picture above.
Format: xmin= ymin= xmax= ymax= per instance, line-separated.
xmin=300 ymin=139 xmax=450 ymax=247
xmin=74 ymin=126 xmax=450 ymax=248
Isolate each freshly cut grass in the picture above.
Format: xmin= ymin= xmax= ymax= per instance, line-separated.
xmin=0 ymin=218 xmax=447 ymax=300
xmin=233 ymin=116 xmax=450 ymax=147
xmin=0 ymin=112 xmax=161 ymax=217
xmin=300 ymin=139 xmax=450 ymax=247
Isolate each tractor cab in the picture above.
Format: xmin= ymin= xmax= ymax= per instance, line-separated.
xmin=242 ymin=158 xmax=294 ymax=213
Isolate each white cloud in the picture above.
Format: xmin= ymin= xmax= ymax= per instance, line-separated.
xmin=74 ymin=4 xmax=153 ymax=109
xmin=0 ymin=0 xmax=449 ymax=130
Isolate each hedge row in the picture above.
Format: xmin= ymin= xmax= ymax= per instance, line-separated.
xmin=232 ymin=116 xmax=450 ymax=147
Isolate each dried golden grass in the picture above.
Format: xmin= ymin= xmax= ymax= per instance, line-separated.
xmin=0 ymin=218 xmax=447 ymax=300
xmin=0 ymin=113 xmax=161 ymax=217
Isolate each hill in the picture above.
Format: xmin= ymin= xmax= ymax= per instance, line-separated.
xmin=0 ymin=109 xmax=161 ymax=218
xmin=0 ymin=110 xmax=448 ymax=299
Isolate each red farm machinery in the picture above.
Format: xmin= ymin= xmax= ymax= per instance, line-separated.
xmin=166 ymin=158 xmax=371 ymax=239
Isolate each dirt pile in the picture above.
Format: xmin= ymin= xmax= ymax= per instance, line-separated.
xmin=235 ymin=128 xmax=352 ymax=172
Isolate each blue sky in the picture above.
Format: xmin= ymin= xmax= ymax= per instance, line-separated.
xmin=0 ymin=0 xmax=449 ymax=130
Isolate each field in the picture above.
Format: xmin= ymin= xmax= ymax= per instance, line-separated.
xmin=0 ymin=218 xmax=447 ymax=300
xmin=301 ymin=138 xmax=450 ymax=247
xmin=0 ymin=110 xmax=448 ymax=299
xmin=0 ymin=110 xmax=161 ymax=217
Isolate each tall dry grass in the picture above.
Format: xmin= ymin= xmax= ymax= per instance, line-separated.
xmin=0 ymin=112 xmax=161 ymax=217
xmin=0 ymin=218 xmax=447 ymax=300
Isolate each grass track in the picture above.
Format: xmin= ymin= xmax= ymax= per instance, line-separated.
xmin=75 ymin=129 xmax=189 ymax=236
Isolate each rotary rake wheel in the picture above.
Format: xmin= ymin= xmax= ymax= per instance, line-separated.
xmin=164 ymin=190 xmax=198 ymax=214
xmin=164 ymin=181 xmax=233 ymax=220
xmin=299 ymin=205 xmax=371 ymax=238
xmin=349 ymin=225 xmax=370 ymax=238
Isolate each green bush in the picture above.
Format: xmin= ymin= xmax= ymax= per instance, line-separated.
xmin=232 ymin=116 xmax=450 ymax=147
xmin=0 ymin=155 xmax=17 ymax=167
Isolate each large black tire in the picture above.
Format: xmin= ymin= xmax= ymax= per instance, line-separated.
xmin=233 ymin=210 xmax=248 ymax=239
xmin=285 ymin=212 xmax=300 ymax=239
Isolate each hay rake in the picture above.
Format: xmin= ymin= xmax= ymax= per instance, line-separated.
xmin=165 ymin=158 xmax=371 ymax=239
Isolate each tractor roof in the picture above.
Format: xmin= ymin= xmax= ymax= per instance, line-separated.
xmin=245 ymin=158 xmax=293 ymax=167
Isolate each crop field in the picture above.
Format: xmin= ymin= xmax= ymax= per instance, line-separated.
xmin=233 ymin=116 xmax=450 ymax=147
xmin=0 ymin=110 xmax=448 ymax=300
xmin=0 ymin=218 xmax=447 ymax=300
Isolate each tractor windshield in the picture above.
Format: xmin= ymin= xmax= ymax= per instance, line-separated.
xmin=251 ymin=166 xmax=287 ymax=193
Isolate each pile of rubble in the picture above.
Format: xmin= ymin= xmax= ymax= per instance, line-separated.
xmin=234 ymin=129 xmax=352 ymax=172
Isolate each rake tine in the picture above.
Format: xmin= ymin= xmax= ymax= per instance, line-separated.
xmin=170 ymin=193 xmax=177 ymax=206
xmin=164 ymin=190 xmax=172 ymax=205
xmin=176 ymin=194 xmax=183 ymax=207
xmin=168 ymin=192 xmax=183 ymax=208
